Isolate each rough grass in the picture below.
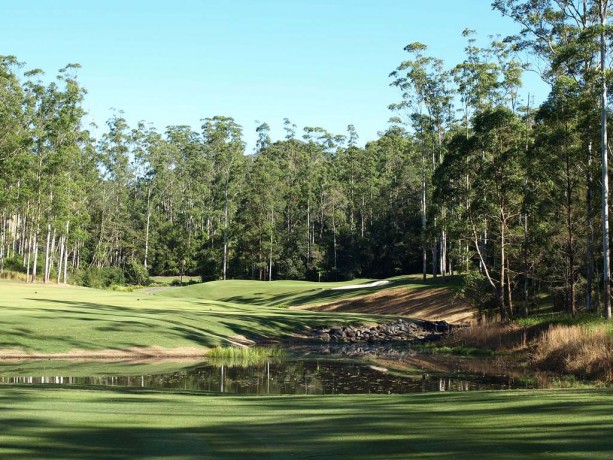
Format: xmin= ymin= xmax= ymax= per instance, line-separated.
xmin=533 ymin=325 xmax=613 ymax=382
xmin=444 ymin=316 xmax=613 ymax=382
xmin=0 ymin=281 xmax=382 ymax=356
xmin=0 ymin=386 xmax=612 ymax=459
xmin=445 ymin=323 xmax=531 ymax=351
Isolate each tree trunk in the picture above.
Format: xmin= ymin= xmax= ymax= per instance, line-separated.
xmin=57 ymin=234 xmax=65 ymax=284
xmin=421 ymin=156 xmax=427 ymax=281
xmin=43 ymin=224 xmax=51 ymax=284
xmin=587 ymin=141 xmax=595 ymax=311
xmin=144 ymin=186 xmax=152 ymax=270
xmin=499 ymin=216 xmax=507 ymax=322
xmin=0 ymin=212 xmax=5 ymax=275
xmin=32 ymin=231 xmax=39 ymax=284
xmin=269 ymin=208 xmax=274 ymax=282
xmin=223 ymin=187 xmax=228 ymax=281
xmin=600 ymin=1 xmax=611 ymax=319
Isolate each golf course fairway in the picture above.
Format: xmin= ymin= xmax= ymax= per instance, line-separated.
xmin=1 ymin=387 xmax=612 ymax=459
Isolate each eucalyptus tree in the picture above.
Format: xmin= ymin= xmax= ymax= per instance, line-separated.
xmin=389 ymin=42 xmax=453 ymax=280
xmin=165 ymin=125 xmax=210 ymax=275
xmin=94 ymin=113 xmax=135 ymax=268
xmin=201 ymin=116 xmax=245 ymax=280
xmin=0 ymin=56 xmax=29 ymax=274
xmin=237 ymin=135 xmax=285 ymax=280
xmin=492 ymin=0 xmax=612 ymax=317
xmin=18 ymin=64 xmax=88 ymax=283
xmin=43 ymin=64 xmax=88 ymax=284
xmin=467 ymin=108 xmax=527 ymax=320
xmin=530 ymin=78 xmax=590 ymax=315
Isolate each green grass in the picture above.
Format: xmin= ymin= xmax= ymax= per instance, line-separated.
xmin=0 ymin=281 xmax=384 ymax=355
xmin=0 ymin=386 xmax=611 ymax=458
xmin=207 ymin=346 xmax=285 ymax=367
xmin=516 ymin=313 xmax=613 ymax=332
xmin=157 ymin=274 xmax=462 ymax=307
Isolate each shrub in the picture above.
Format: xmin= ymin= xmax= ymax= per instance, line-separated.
xmin=74 ymin=266 xmax=126 ymax=289
xmin=2 ymin=255 xmax=25 ymax=272
xmin=123 ymin=260 xmax=150 ymax=286
xmin=458 ymin=270 xmax=497 ymax=310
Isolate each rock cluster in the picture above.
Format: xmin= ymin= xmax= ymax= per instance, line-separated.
xmin=313 ymin=319 xmax=451 ymax=344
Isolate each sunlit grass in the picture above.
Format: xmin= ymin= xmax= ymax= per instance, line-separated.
xmin=157 ymin=274 xmax=459 ymax=307
xmin=0 ymin=386 xmax=612 ymax=458
xmin=0 ymin=281 xmax=381 ymax=355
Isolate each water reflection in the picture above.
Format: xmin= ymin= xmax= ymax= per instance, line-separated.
xmin=0 ymin=347 xmax=550 ymax=394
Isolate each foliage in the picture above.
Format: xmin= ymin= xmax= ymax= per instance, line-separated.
xmin=122 ymin=260 xmax=150 ymax=286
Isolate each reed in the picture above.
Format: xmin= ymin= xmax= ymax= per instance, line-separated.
xmin=206 ymin=346 xmax=285 ymax=367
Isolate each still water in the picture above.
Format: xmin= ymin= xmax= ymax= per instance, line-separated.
xmin=0 ymin=345 xmax=550 ymax=394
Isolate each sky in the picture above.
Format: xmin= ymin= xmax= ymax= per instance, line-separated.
xmin=2 ymin=0 xmax=549 ymax=151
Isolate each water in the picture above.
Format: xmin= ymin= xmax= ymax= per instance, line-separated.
xmin=0 ymin=345 xmax=550 ymax=394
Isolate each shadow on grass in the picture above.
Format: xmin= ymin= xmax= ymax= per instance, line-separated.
xmin=10 ymin=298 xmax=379 ymax=352
xmin=216 ymin=275 xmax=463 ymax=308
xmin=0 ymin=387 xmax=612 ymax=459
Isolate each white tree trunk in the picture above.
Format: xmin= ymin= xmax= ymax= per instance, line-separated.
xmin=601 ymin=1 xmax=611 ymax=319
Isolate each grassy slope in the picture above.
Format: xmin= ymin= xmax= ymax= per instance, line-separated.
xmin=0 ymin=281 xmax=383 ymax=355
xmin=157 ymin=274 xmax=460 ymax=307
xmin=1 ymin=387 xmax=612 ymax=459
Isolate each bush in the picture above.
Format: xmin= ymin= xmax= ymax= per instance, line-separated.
xmin=458 ymin=270 xmax=497 ymax=310
xmin=123 ymin=260 xmax=150 ymax=286
xmin=2 ymin=255 xmax=25 ymax=272
xmin=74 ymin=266 xmax=126 ymax=289
xmin=198 ymin=256 xmax=221 ymax=282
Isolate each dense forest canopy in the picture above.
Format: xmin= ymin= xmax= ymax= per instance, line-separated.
xmin=2 ymin=0 xmax=613 ymax=320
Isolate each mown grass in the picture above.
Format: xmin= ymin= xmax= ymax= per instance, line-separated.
xmin=0 ymin=281 xmax=383 ymax=355
xmin=0 ymin=386 xmax=612 ymax=459
xmin=157 ymin=274 xmax=461 ymax=307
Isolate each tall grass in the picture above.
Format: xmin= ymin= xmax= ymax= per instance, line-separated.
xmin=206 ymin=346 xmax=285 ymax=367
xmin=0 ymin=270 xmax=28 ymax=282
xmin=445 ymin=323 xmax=530 ymax=351
xmin=532 ymin=325 xmax=613 ymax=382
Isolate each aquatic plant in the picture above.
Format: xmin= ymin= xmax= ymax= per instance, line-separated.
xmin=206 ymin=346 xmax=285 ymax=367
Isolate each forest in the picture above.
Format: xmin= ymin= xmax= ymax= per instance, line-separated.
xmin=1 ymin=1 xmax=612 ymax=323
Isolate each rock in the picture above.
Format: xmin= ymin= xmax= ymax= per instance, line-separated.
xmin=314 ymin=317 xmax=452 ymax=343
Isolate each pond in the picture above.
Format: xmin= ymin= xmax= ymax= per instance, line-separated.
xmin=0 ymin=344 xmax=553 ymax=395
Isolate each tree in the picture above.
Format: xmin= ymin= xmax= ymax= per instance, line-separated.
xmin=493 ymin=0 xmax=613 ymax=317
xmin=389 ymin=42 xmax=453 ymax=280
xmin=201 ymin=116 xmax=246 ymax=280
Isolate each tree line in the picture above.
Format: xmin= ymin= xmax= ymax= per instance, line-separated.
xmin=1 ymin=0 xmax=612 ymax=320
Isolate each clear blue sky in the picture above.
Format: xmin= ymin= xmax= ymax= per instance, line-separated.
xmin=2 ymin=0 xmax=548 ymax=151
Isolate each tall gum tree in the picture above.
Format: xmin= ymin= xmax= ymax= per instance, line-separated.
xmin=492 ymin=0 xmax=612 ymax=317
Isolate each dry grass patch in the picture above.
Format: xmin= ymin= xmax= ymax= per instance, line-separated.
xmin=532 ymin=325 xmax=613 ymax=382
xmin=445 ymin=323 xmax=531 ymax=351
